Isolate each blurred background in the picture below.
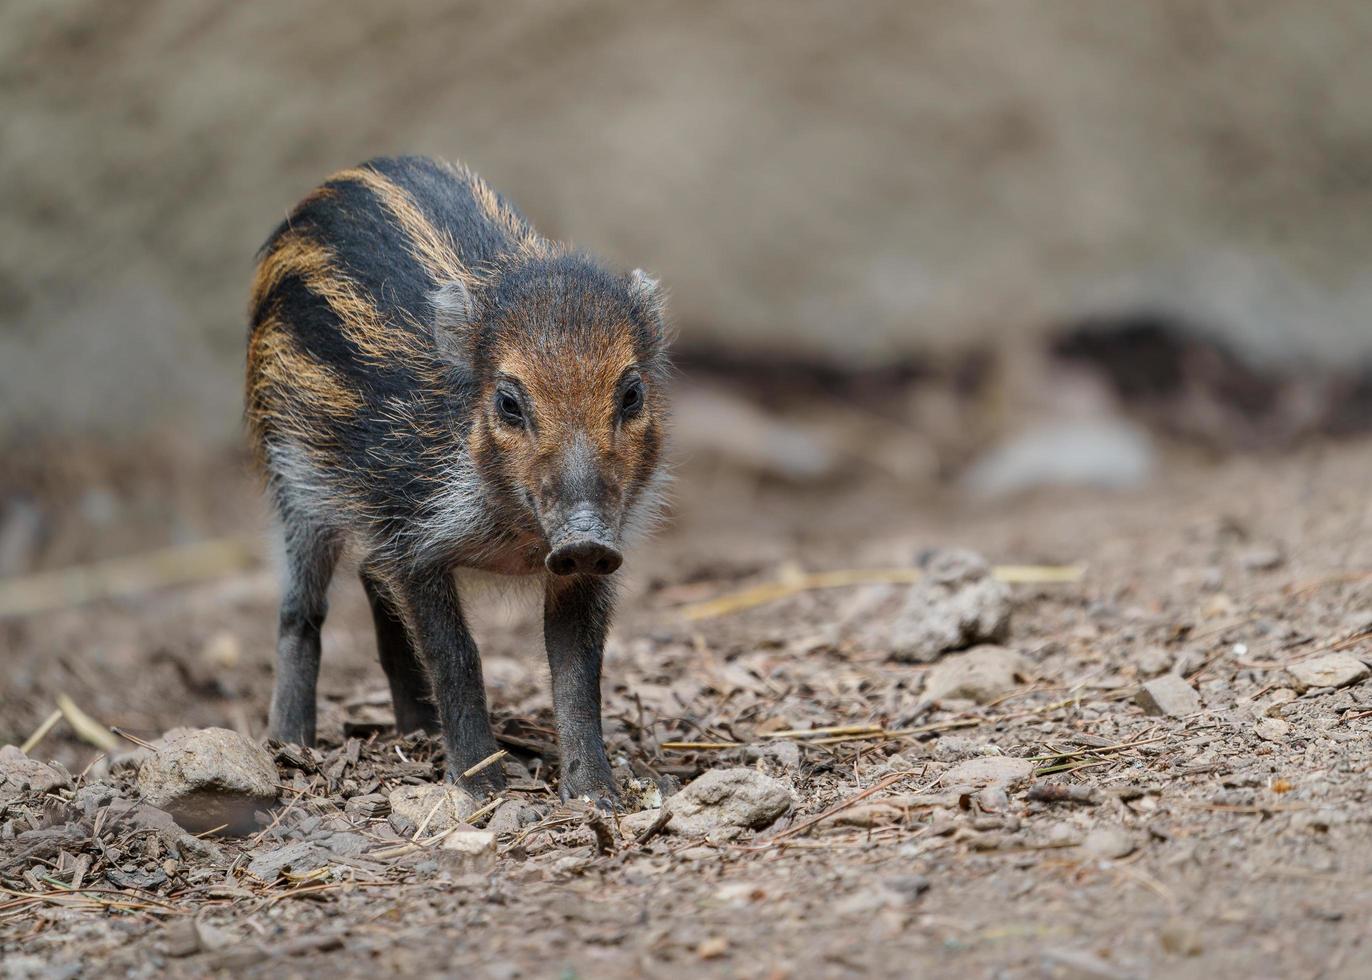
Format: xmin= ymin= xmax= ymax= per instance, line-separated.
xmin=1 ymin=0 xmax=1371 ymax=573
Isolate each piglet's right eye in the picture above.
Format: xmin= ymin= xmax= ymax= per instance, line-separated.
xmin=496 ymin=392 xmax=525 ymax=426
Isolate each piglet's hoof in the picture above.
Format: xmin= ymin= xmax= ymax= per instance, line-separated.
xmin=559 ymin=766 xmax=620 ymax=811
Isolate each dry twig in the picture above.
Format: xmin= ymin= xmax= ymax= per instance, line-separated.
xmin=19 ymin=709 xmax=62 ymax=755
xmin=677 ymin=564 xmax=1084 ymax=620
xmin=461 ymin=749 xmax=508 ymax=779
xmin=56 ymin=694 xmax=117 ymax=752
xmin=1026 ymin=782 xmax=1101 ymax=805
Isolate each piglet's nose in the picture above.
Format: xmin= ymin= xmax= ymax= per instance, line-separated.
xmin=546 ymin=540 xmax=623 ymax=577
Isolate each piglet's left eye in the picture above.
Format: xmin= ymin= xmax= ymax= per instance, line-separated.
xmin=620 ymin=381 xmax=644 ymax=416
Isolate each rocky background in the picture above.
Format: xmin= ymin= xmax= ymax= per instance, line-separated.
xmin=4 ymin=0 xmax=1372 ymax=443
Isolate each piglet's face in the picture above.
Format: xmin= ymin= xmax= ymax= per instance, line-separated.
xmin=435 ymin=257 xmax=668 ymax=574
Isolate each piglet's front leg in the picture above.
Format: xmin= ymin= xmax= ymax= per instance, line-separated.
xmin=544 ymin=575 xmax=618 ymax=807
xmin=393 ymin=568 xmax=506 ymax=798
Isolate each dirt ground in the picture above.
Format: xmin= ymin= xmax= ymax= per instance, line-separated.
xmin=3 ymin=408 xmax=1372 ymax=978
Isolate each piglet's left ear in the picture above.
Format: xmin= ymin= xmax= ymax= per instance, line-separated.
xmin=628 ymin=268 xmax=666 ymax=330
xmin=429 ymin=279 xmax=478 ymax=363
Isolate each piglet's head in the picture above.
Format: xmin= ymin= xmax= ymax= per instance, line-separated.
xmin=432 ymin=255 xmax=669 ymax=575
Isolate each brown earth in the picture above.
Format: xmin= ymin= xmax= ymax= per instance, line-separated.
xmin=2 ymin=411 xmax=1372 ymax=978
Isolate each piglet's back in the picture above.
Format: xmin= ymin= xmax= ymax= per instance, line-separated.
xmin=245 ymin=156 xmax=548 ymax=455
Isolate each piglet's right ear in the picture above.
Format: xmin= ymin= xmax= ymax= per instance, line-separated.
xmin=429 ymin=280 xmax=478 ymax=362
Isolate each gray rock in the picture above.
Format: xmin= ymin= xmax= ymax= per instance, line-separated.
xmin=159 ymin=917 xmax=234 ymax=957
xmin=833 ymin=876 xmax=931 ymax=915
xmin=388 ymin=812 xmax=417 ymax=837
xmin=103 ymin=797 xmax=190 ymax=836
xmin=441 ymin=829 xmax=496 ymax=856
xmin=137 ymin=728 xmax=278 ymax=834
xmin=862 ymin=549 xmax=1012 ymax=663
xmin=245 ymin=831 xmax=370 ymax=880
xmin=6 ymin=825 xmax=90 ymax=868
xmin=924 ymin=645 xmax=1024 ymax=704
xmin=1253 ymin=717 xmax=1291 ymax=743
xmin=1136 ymin=674 xmax=1202 ymax=717
xmin=439 ymin=823 xmax=499 ymax=872
xmin=942 ymin=756 xmax=1034 ymax=788
xmin=387 ymin=783 xmax=480 ymax=835
xmin=671 ymin=768 xmax=792 ymax=839
xmin=760 ymin=739 xmax=801 ymax=770
xmin=0 ymin=745 xmax=71 ymax=803
xmin=1133 ymin=646 xmax=1174 ymax=678
xmin=1239 ymin=545 xmax=1285 ymax=571
xmin=486 ymin=800 xmax=540 ymax=835
xmin=73 ymin=782 xmax=117 ymax=817
xmin=1285 ymin=654 xmax=1370 ymax=692
xmin=931 ymin=735 xmax=984 ymax=762
xmin=882 ymin=874 xmax=932 ymax=902
xmin=977 ymin=785 xmax=1010 ymax=812
xmin=246 ymin=840 xmax=337 ymax=880
xmin=313 ymin=830 xmax=372 ymax=856
xmin=624 ymin=768 xmax=792 ymax=841
xmin=964 ymin=419 xmax=1154 ymax=498
xmin=1080 ymin=826 xmax=1138 ymax=860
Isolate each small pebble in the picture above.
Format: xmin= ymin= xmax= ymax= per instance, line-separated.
xmin=1080 ymin=826 xmax=1137 ymax=860
xmin=942 ymin=756 xmax=1033 ymax=788
xmin=1285 ymin=654 xmax=1369 ymax=693
xmin=1136 ymin=674 xmax=1202 ymax=717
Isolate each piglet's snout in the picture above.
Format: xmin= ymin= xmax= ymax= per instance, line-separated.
xmin=546 ymin=507 xmax=622 ymax=576
xmin=546 ymin=539 xmax=622 ymax=576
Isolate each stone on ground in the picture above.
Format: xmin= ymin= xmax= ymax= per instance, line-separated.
xmin=1285 ymin=654 xmax=1369 ymax=692
xmin=0 ymin=745 xmax=71 ymax=804
xmin=923 ymin=644 xmax=1024 ymax=704
xmin=441 ymin=829 xmax=496 ymax=862
xmin=136 ymin=727 xmax=278 ymax=834
xmin=246 ymin=830 xmax=372 ymax=880
xmin=942 ymin=755 xmax=1034 ymax=788
xmin=1080 ymin=826 xmax=1138 ymax=860
xmin=852 ymin=548 xmax=1012 ymax=663
xmin=439 ymin=837 xmax=497 ymax=877
xmin=1134 ymin=646 xmax=1174 ymax=678
xmin=1239 ymin=545 xmax=1285 ymax=571
xmin=1136 ymin=674 xmax=1202 ymax=717
xmin=486 ymin=800 xmax=541 ymax=835
xmin=247 ymin=841 xmax=334 ymax=880
xmin=387 ymin=783 xmax=481 ymax=835
xmin=623 ymin=768 xmax=792 ymax=841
